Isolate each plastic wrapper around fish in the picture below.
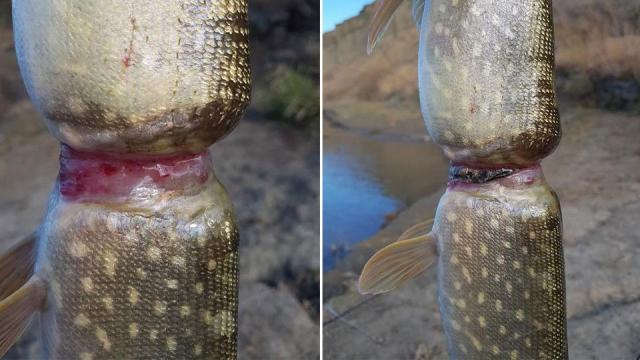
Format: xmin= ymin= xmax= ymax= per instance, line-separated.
xmin=434 ymin=166 xmax=567 ymax=358
xmin=417 ymin=0 xmax=561 ymax=165
xmin=12 ymin=0 xmax=251 ymax=154
xmin=34 ymin=147 xmax=239 ymax=359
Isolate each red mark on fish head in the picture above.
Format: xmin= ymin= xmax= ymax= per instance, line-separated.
xmin=122 ymin=54 xmax=131 ymax=67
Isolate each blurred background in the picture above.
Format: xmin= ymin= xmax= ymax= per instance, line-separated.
xmin=0 ymin=0 xmax=319 ymax=359
xmin=323 ymin=1 xmax=640 ymax=359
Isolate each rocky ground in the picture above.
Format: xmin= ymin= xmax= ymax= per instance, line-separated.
xmin=0 ymin=6 xmax=320 ymax=359
xmin=323 ymin=102 xmax=640 ymax=359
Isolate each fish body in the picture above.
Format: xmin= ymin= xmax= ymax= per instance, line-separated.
xmin=360 ymin=0 xmax=567 ymax=358
xmin=33 ymin=147 xmax=239 ymax=359
xmin=418 ymin=0 xmax=560 ymax=165
xmin=12 ymin=0 xmax=251 ymax=154
xmin=436 ymin=166 xmax=566 ymax=358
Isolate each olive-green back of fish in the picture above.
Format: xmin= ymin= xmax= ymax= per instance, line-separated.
xmin=418 ymin=0 xmax=560 ymax=165
xmin=13 ymin=0 xmax=251 ymax=154
xmin=435 ymin=177 xmax=567 ymax=358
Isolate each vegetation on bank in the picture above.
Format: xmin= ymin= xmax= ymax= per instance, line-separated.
xmin=254 ymin=67 xmax=320 ymax=130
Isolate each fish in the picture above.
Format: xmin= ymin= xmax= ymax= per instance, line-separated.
xmin=1 ymin=1 xmax=250 ymax=359
xmin=12 ymin=0 xmax=251 ymax=154
xmin=360 ymin=0 xmax=568 ymax=358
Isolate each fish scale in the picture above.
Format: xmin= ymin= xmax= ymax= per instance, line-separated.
xmin=360 ymin=0 xmax=567 ymax=358
xmin=1 ymin=1 xmax=250 ymax=359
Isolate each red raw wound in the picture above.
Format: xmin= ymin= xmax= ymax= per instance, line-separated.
xmin=58 ymin=145 xmax=210 ymax=202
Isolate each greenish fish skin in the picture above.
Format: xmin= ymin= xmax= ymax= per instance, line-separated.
xmin=418 ymin=0 xmax=560 ymax=166
xmin=434 ymin=167 xmax=567 ymax=359
xmin=37 ymin=164 xmax=240 ymax=359
xmin=415 ymin=0 xmax=567 ymax=357
xmin=13 ymin=0 xmax=251 ymax=154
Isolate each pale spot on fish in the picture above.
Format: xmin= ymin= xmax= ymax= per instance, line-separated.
xmin=149 ymin=329 xmax=158 ymax=341
xmin=195 ymin=282 xmax=204 ymax=294
xmin=79 ymin=353 xmax=94 ymax=360
xmin=147 ymin=246 xmax=162 ymax=261
xmin=73 ymin=313 xmax=91 ymax=327
xmin=464 ymin=315 xmax=471 ymax=323
xmin=213 ymin=310 xmax=235 ymax=337
xmin=208 ymin=259 xmax=217 ymax=270
xmin=496 ymin=300 xmax=503 ymax=312
xmin=203 ymin=310 xmax=214 ymax=325
xmin=470 ymin=335 xmax=482 ymax=351
xmin=452 ymin=320 xmax=461 ymax=331
xmin=453 ymin=233 xmax=460 ymax=243
xmin=95 ymin=326 xmax=111 ymax=351
xmin=481 ymin=267 xmax=488 ymax=278
xmin=522 ymin=246 xmax=529 ymax=255
xmin=490 ymin=219 xmax=499 ymax=229
xmin=477 ymin=292 xmax=485 ymax=304
xmin=180 ymin=305 xmax=191 ymax=317
xmin=154 ymin=301 xmax=167 ymax=315
xmin=506 ymin=281 xmax=513 ymax=294
xmin=69 ymin=241 xmax=88 ymax=257
xmin=454 ymin=281 xmax=462 ymax=290
xmin=525 ymin=338 xmax=532 ymax=347
xmin=447 ymin=212 xmax=457 ymax=222
xmin=462 ymin=267 xmax=472 ymax=283
xmin=172 ymin=256 xmax=186 ymax=268
xmin=529 ymin=231 xmax=536 ymax=240
xmin=524 ymin=290 xmax=531 ymax=300
xmin=516 ymin=309 xmax=525 ymax=321
xmin=457 ymin=299 xmax=467 ymax=309
xmin=102 ymin=297 xmax=113 ymax=312
xmin=435 ymin=22 xmax=443 ymax=34
xmin=492 ymin=345 xmax=500 ymax=355
xmin=167 ymin=279 xmax=179 ymax=289
xmin=464 ymin=246 xmax=472 ymax=257
xmin=499 ymin=325 xmax=506 ymax=335
xmin=513 ymin=261 xmax=521 ymax=270
xmin=503 ymin=241 xmax=512 ymax=249
xmin=129 ymin=323 xmax=139 ymax=338
xmin=81 ymin=277 xmax=94 ymax=293
xmin=459 ymin=344 xmax=467 ymax=353
xmin=452 ymin=0 xmax=459 ymax=6
xmin=103 ymin=250 xmax=117 ymax=278
xmin=167 ymin=336 xmax=177 ymax=352
xmin=451 ymin=254 xmax=459 ymax=265
xmin=511 ymin=350 xmax=519 ymax=360
xmin=194 ymin=344 xmax=203 ymax=355
xmin=478 ymin=316 xmax=487 ymax=328
xmin=465 ymin=220 xmax=473 ymax=235
xmin=136 ymin=268 xmax=147 ymax=279
xmin=497 ymin=255 xmax=505 ymax=265
xmin=129 ymin=287 xmax=139 ymax=305
xmin=439 ymin=4 xmax=446 ymax=13
xmin=528 ymin=267 xmax=536 ymax=277
xmin=480 ymin=244 xmax=488 ymax=256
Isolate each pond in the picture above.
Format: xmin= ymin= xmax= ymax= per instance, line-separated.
xmin=322 ymin=123 xmax=448 ymax=271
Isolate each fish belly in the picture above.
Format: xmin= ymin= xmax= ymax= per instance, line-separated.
xmin=36 ymin=177 xmax=239 ymax=359
xmin=434 ymin=179 xmax=567 ymax=359
xmin=418 ymin=0 xmax=560 ymax=165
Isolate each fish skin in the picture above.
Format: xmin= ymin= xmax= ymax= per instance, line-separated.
xmin=36 ymin=158 xmax=239 ymax=359
xmin=418 ymin=0 xmax=560 ymax=165
xmin=12 ymin=0 xmax=251 ymax=154
xmin=362 ymin=0 xmax=568 ymax=358
xmin=435 ymin=167 xmax=567 ymax=359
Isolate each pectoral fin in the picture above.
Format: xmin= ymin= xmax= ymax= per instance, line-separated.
xmin=397 ymin=219 xmax=434 ymax=241
xmin=359 ymin=231 xmax=437 ymax=295
xmin=0 ymin=276 xmax=46 ymax=357
xmin=367 ymin=0 xmax=404 ymax=54
xmin=0 ymin=232 xmax=37 ymax=301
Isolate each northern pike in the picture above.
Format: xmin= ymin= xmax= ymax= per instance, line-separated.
xmin=359 ymin=0 xmax=567 ymax=358
xmin=1 ymin=1 xmax=250 ymax=359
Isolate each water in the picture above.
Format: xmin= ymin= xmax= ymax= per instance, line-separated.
xmin=323 ymin=124 xmax=448 ymax=271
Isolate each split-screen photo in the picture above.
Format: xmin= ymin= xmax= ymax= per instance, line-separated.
xmin=1 ymin=0 xmax=639 ymax=359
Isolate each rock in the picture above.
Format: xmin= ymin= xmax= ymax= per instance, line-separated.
xmin=239 ymin=283 xmax=319 ymax=360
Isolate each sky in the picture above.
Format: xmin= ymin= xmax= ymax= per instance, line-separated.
xmin=323 ymin=0 xmax=374 ymax=33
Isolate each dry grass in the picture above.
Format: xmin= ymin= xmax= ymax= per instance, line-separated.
xmin=555 ymin=0 xmax=640 ymax=79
